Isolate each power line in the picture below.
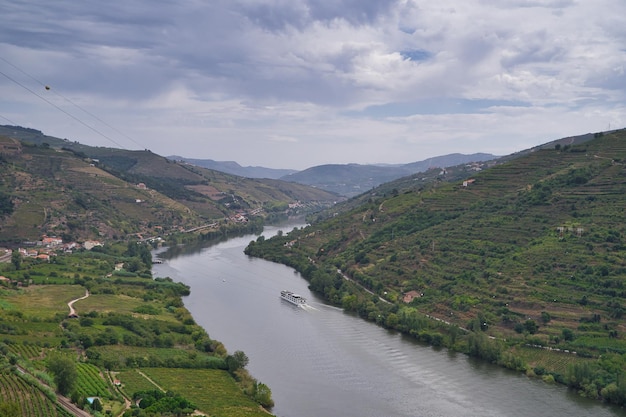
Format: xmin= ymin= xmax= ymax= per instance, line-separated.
xmin=0 ymin=55 xmax=149 ymax=150
xmin=0 ymin=113 xmax=18 ymax=125
xmin=0 ymin=66 xmax=127 ymax=149
xmin=0 ymin=56 xmax=146 ymax=149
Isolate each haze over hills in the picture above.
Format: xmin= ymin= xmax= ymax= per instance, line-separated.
xmin=168 ymin=156 xmax=298 ymax=179
xmin=280 ymin=153 xmax=497 ymax=197
xmin=173 ymin=153 xmax=498 ymax=197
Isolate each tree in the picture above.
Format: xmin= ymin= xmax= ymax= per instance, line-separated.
xmin=562 ymin=328 xmax=575 ymax=341
xmin=253 ymin=382 xmax=274 ymax=408
xmin=47 ymin=355 xmax=78 ymax=395
xmin=226 ymin=350 xmax=249 ymax=373
xmin=91 ymin=397 xmax=103 ymax=412
xmin=524 ymin=319 xmax=538 ymax=334
xmin=0 ymin=192 xmax=14 ymax=217
xmin=11 ymin=250 xmax=21 ymax=270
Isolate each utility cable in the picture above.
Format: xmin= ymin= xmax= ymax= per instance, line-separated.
xmin=0 ymin=55 xmax=147 ymax=150
xmin=0 ymin=113 xmax=18 ymax=125
xmin=0 ymin=67 xmax=127 ymax=150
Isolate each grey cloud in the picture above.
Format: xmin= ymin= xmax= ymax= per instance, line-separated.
xmin=479 ymin=0 xmax=575 ymax=9
xmin=234 ymin=0 xmax=397 ymax=31
xmin=500 ymin=32 xmax=566 ymax=69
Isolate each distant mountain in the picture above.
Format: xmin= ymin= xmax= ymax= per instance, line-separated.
xmin=168 ymin=156 xmax=297 ymax=179
xmin=280 ymin=153 xmax=497 ymax=197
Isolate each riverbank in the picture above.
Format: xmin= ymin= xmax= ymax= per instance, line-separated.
xmin=0 ymin=244 xmax=273 ymax=417
xmin=244 ymin=227 xmax=626 ymax=409
xmin=156 ymin=224 xmax=622 ymax=417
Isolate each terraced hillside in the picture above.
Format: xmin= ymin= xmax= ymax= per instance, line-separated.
xmin=246 ymin=129 xmax=626 ymax=403
xmin=0 ymin=127 xmax=337 ymax=243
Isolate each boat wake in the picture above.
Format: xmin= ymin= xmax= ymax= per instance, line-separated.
xmin=300 ymin=303 xmax=319 ymax=311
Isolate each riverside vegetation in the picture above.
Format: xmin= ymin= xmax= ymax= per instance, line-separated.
xmin=0 ymin=124 xmax=335 ymax=416
xmin=0 ymin=239 xmax=274 ymax=417
xmin=245 ymin=130 xmax=626 ymax=406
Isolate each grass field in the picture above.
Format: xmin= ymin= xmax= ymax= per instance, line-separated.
xmin=138 ymin=368 xmax=271 ymax=417
xmin=1 ymin=285 xmax=85 ymax=319
xmin=512 ymin=346 xmax=591 ymax=375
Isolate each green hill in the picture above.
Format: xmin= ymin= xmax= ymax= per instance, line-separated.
xmin=0 ymin=126 xmax=337 ymax=244
xmin=246 ymin=129 xmax=626 ymax=404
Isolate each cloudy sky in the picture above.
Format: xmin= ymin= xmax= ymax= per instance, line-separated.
xmin=1 ymin=0 xmax=625 ymax=169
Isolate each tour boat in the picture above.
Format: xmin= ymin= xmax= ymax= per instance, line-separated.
xmin=280 ymin=290 xmax=307 ymax=306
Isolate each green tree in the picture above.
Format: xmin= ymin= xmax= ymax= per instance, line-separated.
xmin=562 ymin=328 xmax=575 ymax=341
xmin=226 ymin=350 xmax=249 ymax=373
xmin=11 ymin=250 xmax=21 ymax=270
xmin=385 ymin=313 xmax=399 ymax=329
xmin=47 ymin=354 xmax=78 ymax=395
xmin=524 ymin=319 xmax=538 ymax=334
xmin=253 ymin=382 xmax=274 ymax=408
xmin=0 ymin=192 xmax=14 ymax=216
xmin=91 ymin=397 xmax=103 ymax=412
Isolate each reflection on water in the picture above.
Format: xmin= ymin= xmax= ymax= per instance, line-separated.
xmin=153 ymin=224 xmax=622 ymax=417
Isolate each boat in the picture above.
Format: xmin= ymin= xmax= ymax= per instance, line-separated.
xmin=280 ymin=290 xmax=307 ymax=306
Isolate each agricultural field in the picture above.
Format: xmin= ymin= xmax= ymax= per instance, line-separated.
xmin=512 ymin=346 xmax=592 ymax=376
xmin=7 ymin=342 xmax=43 ymax=360
xmin=75 ymin=363 xmax=112 ymax=399
xmin=137 ymin=368 xmax=271 ymax=417
xmin=0 ymin=285 xmax=85 ymax=319
xmin=116 ymin=369 xmax=163 ymax=395
xmin=0 ymin=248 xmax=275 ymax=416
xmin=0 ymin=371 xmax=72 ymax=417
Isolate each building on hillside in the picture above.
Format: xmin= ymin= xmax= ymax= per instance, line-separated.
xmin=83 ymin=240 xmax=103 ymax=250
xmin=41 ymin=236 xmax=63 ymax=247
xmin=402 ymin=290 xmax=422 ymax=303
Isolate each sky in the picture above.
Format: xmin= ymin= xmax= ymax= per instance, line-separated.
xmin=1 ymin=0 xmax=625 ymax=170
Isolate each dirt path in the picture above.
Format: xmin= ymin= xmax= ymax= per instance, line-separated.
xmin=135 ymin=369 xmax=165 ymax=392
xmin=67 ymin=289 xmax=89 ymax=316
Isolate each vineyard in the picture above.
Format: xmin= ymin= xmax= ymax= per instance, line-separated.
xmin=75 ymin=362 xmax=113 ymax=399
xmin=511 ymin=346 xmax=592 ymax=376
xmin=0 ymin=247 xmax=276 ymax=416
xmin=0 ymin=371 xmax=73 ymax=417
xmin=137 ymin=368 xmax=271 ymax=417
xmin=7 ymin=343 xmax=42 ymax=360
xmin=116 ymin=369 xmax=164 ymax=395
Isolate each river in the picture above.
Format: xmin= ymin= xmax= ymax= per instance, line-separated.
xmin=153 ymin=223 xmax=622 ymax=417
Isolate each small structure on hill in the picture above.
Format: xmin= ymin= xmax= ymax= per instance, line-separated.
xmin=403 ymin=290 xmax=422 ymax=303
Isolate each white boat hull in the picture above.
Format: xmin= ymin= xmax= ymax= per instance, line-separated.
xmin=281 ymin=290 xmax=307 ymax=306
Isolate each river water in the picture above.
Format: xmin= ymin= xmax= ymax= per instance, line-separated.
xmin=153 ymin=223 xmax=622 ymax=417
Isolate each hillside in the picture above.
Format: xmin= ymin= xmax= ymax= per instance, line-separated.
xmin=0 ymin=126 xmax=337 ymax=244
xmin=245 ymin=129 xmax=626 ymax=404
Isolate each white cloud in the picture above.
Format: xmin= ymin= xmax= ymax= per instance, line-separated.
xmin=0 ymin=0 xmax=624 ymax=169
